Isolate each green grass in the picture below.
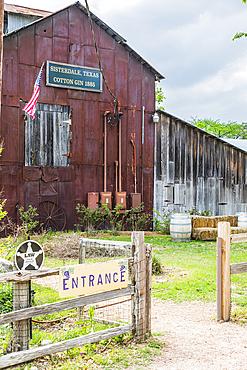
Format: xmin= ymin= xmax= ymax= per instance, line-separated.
xmin=2 ymin=231 xmax=247 ymax=368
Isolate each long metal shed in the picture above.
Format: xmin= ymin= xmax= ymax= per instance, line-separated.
xmin=154 ymin=110 xmax=247 ymax=216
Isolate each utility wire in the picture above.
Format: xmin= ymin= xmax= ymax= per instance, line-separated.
xmin=85 ymin=0 xmax=118 ymax=111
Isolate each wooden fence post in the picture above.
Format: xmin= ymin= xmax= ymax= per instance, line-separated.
xmin=12 ymin=281 xmax=30 ymax=351
xmin=131 ymin=231 xmax=146 ymax=342
xmin=146 ymin=243 xmax=152 ymax=337
xmin=77 ymin=239 xmax=86 ymax=321
xmin=218 ymin=222 xmax=231 ymax=321
xmin=216 ymin=237 xmax=222 ymax=321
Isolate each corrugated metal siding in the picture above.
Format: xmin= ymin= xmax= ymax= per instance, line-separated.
xmin=154 ymin=112 xmax=247 ymax=216
xmin=0 ymin=4 xmax=156 ymax=230
xmin=7 ymin=14 xmax=40 ymax=34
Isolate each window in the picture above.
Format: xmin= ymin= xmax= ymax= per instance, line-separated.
xmin=25 ymin=103 xmax=71 ymax=167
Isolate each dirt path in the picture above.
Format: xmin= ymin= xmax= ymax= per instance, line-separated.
xmin=143 ymin=299 xmax=247 ymax=370
xmin=36 ymin=275 xmax=247 ymax=369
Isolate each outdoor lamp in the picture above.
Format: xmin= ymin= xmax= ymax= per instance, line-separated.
xmin=152 ymin=112 xmax=159 ymax=123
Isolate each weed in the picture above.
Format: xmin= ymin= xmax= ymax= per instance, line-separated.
xmin=0 ymin=284 xmax=12 ymax=314
xmin=75 ymin=203 xmax=104 ymax=235
xmin=126 ymin=203 xmax=152 ymax=231
xmin=18 ymin=205 xmax=40 ymax=235
xmin=152 ymin=255 xmax=163 ymax=275
xmin=153 ymin=209 xmax=170 ymax=234
xmin=185 ymin=207 xmax=212 ymax=216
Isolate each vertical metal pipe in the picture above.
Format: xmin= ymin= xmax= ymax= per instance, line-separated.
xmin=142 ymin=106 xmax=145 ymax=145
xmin=131 ymin=140 xmax=137 ymax=193
xmin=141 ymin=106 xmax=145 ymax=201
xmin=119 ymin=119 xmax=122 ymax=192
xmin=115 ymin=160 xmax=118 ymax=193
xmin=103 ymin=111 xmax=110 ymax=192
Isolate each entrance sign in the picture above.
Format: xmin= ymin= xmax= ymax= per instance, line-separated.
xmin=46 ymin=61 xmax=102 ymax=92
xmin=14 ymin=240 xmax=44 ymax=271
xmin=59 ymin=259 xmax=128 ymax=298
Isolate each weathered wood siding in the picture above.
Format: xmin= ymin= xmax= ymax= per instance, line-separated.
xmin=154 ymin=112 xmax=247 ymax=216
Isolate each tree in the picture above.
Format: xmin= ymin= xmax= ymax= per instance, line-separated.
xmin=233 ymin=0 xmax=247 ymax=40
xmin=189 ymin=117 xmax=247 ymax=139
xmin=155 ymin=82 xmax=166 ymax=111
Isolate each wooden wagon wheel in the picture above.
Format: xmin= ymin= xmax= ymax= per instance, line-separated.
xmin=35 ymin=201 xmax=66 ymax=231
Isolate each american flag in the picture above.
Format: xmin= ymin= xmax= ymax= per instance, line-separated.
xmin=23 ymin=63 xmax=44 ymax=120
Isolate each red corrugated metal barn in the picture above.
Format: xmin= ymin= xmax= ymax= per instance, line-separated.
xmin=0 ymin=1 xmax=164 ymax=230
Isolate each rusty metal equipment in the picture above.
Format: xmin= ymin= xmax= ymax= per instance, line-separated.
xmin=130 ymin=193 xmax=141 ymax=209
xmin=115 ymin=191 xmax=126 ymax=211
xmin=35 ymin=201 xmax=66 ymax=231
xmin=100 ymin=192 xmax=112 ymax=210
xmin=87 ymin=192 xmax=99 ymax=209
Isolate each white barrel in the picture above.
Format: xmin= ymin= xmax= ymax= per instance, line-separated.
xmin=170 ymin=213 xmax=191 ymax=242
xmin=237 ymin=213 xmax=247 ymax=228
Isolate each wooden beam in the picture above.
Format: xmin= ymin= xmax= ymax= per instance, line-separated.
xmin=0 ymin=286 xmax=133 ymax=325
xmin=0 ymin=325 xmax=131 ymax=369
xmin=0 ymin=268 xmax=60 ymax=283
xmin=230 ymin=262 xmax=247 ymax=275
xmin=218 ymin=222 xmax=231 ymax=321
xmin=230 ymin=233 xmax=247 ymax=244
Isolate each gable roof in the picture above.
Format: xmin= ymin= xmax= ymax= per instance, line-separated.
xmin=158 ymin=110 xmax=247 ymax=155
xmin=4 ymin=3 xmax=52 ymax=17
xmin=4 ymin=1 xmax=164 ymax=82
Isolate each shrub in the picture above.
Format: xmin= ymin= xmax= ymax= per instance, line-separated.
xmin=186 ymin=207 xmax=212 ymax=216
xmin=126 ymin=203 xmax=152 ymax=231
xmin=18 ymin=205 xmax=39 ymax=235
xmin=75 ymin=203 xmax=105 ymax=235
xmin=153 ymin=209 xmax=170 ymax=234
xmin=0 ymin=284 xmax=13 ymax=314
xmin=152 ymin=255 xmax=163 ymax=275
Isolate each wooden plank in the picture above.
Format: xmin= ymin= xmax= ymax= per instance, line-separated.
xmin=230 ymin=233 xmax=247 ymax=244
xmin=230 ymin=262 xmax=247 ymax=275
xmin=216 ymin=237 xmax=222 ymax=321
xmin=0 ymin=324 xmax=131 ymax=369
xmin=0 ymin=268 xmax=60 ymax=283
xmin=218 ymin=222 xmax=231 ymax=321
xmin=0 ymin=286 xmax=133 ymax=325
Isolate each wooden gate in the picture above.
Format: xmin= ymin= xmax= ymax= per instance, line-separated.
xmin=217 ymin=222 xmax=247 ymax=321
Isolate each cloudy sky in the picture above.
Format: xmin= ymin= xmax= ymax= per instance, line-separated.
xmin=9 ymin=0 xmax=247 ymax=123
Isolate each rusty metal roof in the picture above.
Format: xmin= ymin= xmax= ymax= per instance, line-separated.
xmin=4 ymin=1 xmax=164 ymax=81
xmin=4 ymin=3 xmax=52 ymax=17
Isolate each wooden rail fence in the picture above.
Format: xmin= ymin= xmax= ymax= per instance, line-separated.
xmin=217 ymin=222 xmax=247 ymax=321
xmin=0 ymin=231 xmax=152 ymax=369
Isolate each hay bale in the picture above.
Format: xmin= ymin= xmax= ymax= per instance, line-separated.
xmin=191 ymin=215 xmax=238 ymax=229
xmin=192 ymin=227 xmax=217 ymax=240
xmin=191 ymin=216 xmax=215 ymax=228
xmin=192 ymin=225 xmax=247 ymax=240
xmin=230 ymin=227 xmax=247 ymax=234
xmin=214 ymin=215 xmax=238 ymax=227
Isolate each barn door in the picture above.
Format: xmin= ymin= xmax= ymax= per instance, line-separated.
xmin=25 ymin=103 xmax=71 ymax=167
